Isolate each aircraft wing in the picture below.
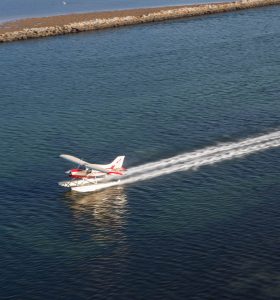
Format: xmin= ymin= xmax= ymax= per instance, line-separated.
xmin=60 ymin=154 xmax=109 ymax=174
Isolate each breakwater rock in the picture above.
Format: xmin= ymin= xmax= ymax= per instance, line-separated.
xmin=0 ymin=0 xmax=279 ymax=43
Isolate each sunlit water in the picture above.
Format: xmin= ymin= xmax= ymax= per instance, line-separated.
xmin=0 ymin=0 xmax=230 ymax=23
xmin=1 ymin=6 xmax=280 ymax=300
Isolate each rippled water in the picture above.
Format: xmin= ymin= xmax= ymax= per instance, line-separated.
xmin=0 ymin=0 xmax=230 ymax=23
xmin=1 ymin=6 xmax=280 ymax=300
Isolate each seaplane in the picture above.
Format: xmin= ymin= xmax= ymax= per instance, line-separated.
xmin=58 ymin=154 xmax=126 ymax=193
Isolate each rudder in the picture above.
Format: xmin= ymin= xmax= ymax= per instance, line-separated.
xmin=108 ymin=156 xmax=125 ymax=170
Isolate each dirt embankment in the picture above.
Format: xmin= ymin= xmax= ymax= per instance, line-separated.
xmin=0 ymin=0 xmax=279 ymax=43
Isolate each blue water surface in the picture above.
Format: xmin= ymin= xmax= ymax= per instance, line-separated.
xmin=0 ymin=6 xmax=280 ymax=300
xmin=0 ymin=0 xmax=230 ymax=22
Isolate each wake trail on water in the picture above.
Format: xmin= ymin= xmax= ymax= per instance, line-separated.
xmin=100 ymin=130 xmax=280 ymax=191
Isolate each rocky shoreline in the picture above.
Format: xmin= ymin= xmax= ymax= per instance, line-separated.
xmin=0 ymin=0 xmax=279 ymax=43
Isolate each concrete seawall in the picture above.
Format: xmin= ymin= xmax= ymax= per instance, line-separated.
xmin=0 ymin=0 xmax=279 ymax=43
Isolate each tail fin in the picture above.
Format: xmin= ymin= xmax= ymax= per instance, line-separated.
xmin=106 ymin=156 xmax=125 ymax=170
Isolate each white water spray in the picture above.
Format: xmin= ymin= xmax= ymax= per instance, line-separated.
xmin=74 ymin=131 xmax=280 ymax=192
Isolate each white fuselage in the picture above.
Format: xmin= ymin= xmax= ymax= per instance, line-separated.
xmin=59 ymin=154 xmax=126 ymax=192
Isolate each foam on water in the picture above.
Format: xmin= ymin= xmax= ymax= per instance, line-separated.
xmin=1 ymin=5 xmax=280 ymax=298
xmin=90 ymin=131 xmax=280 ymax=192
